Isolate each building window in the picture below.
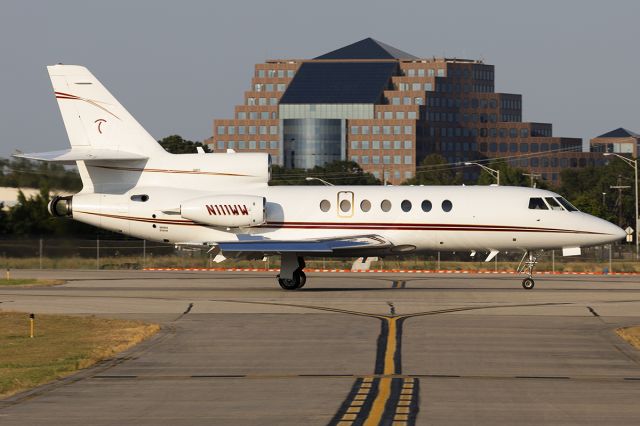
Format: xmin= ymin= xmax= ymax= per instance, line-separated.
xmin=404 ymin=155 xmax=412 ymax=164
xmin=361 ymin=126 xmax=369 ymax=135
xmin=403 ymin=96 xmax=412 ymax=105
xmin=238 ymin=126 xmax=245 ymax=135
xmin=396 ymin=112 xmax=405 ymax=119
xmin=437 ymin=69 xmax=445 ymax=77
xmin=249 ymin=141 xmax=256 ymax=149
xmin=258 ymin=70 xmax=265 ymax=78
xmin=408 ymin=111 xmax=417 ymax=119
xmin=362 ymin=141 xmax=370 ymax=150
xmin=239 ymin=141 xmax=246 ymax=149
xmin=237 ymin=112 xmax=246 ymax=120
xmin=217 ymin=126 xmax=226 ymax=135
xmin=414 ymin=97 xmax=423 ymax=105
xmin=373 ymin=156 xmax=380 ymax=164
xmin=384 ymin=111 xmax=393 ymax=119
xmin=277 ymin=84 xmax=286 ymax=91
xmin=383 ymin=140 xmax=391 ymax=149
xmin=372 ymin=140 xmax=380 ymax=149
xmin=228 ymin=126 xmax=235 ymax=135
xmin=249 ymin=126 xmax=256 ymax=135
xmin=394 ymin=155 xmax=401 ymax=164
xmin=383 ymin=126 xmax=391 ymax=135
xmin=404 ymin=140 xmax=412 ymax=149
xmin=351 ymin=155 xmax=359 ymax=163
xmin=250 ymin=112 xmax=258 ymax=120
xmin=259 ymin=141 xmax=266 ymax=149
xmin=351 ymin=126 xmax=359 ymax=135
xmin=259 ymin=126 xmax=267 ymax=135
xmin=372 ymin=126 xmax=380 ymax=135
xmin=405 ymin=171 xmax=412 ymax=179
xmin=407 ymin=69 xmax=415 ymax=77
xmin=394 ymin=141 xmax=401 ymax=149
xmin=394 ymin=126 xmax=401 ymax=135
xmin=258 ymin=98 xmax=267 ymax=106
xmin=269 ymin=141 xmax=278 ymax=149
xmin=287 ymin=70 xmax=295 ymax=78
xmin=351 ymin=141 xmax=358 ymax=150
xmin=261 ymin=112 xmax=269 ymax=119
xmin=404 ymin=126 xmax=412 ymax=135
xmin=270 ymin=126 xmax=278 ymax=135
xmin=217 ymin=141 xmax=225 ymax=150
xmin=362 ymin=156 xmax=369 ymax=164
xmin=383 ymin=156 xmax=391 ymax=164
xmin=392 ymin=97 xmax=400 ymax=105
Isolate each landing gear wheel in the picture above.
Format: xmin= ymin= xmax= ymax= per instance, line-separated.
xmin=278 ymin=276 xmax=299 ymax=290
xmin=297 ymin=270 xmax=307 ymax=289
xmin=522 ymin=277 xmax=535 ymax=290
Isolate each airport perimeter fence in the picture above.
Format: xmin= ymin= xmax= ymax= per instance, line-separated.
xmin=0 ymin=238 xmax=638 ymax=273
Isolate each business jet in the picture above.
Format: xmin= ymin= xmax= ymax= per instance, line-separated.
xmin=16 ymin=65 xmax=626 ymax=290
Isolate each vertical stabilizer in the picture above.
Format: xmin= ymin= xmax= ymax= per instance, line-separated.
xmin=47 ymin=65 xmax=166 ymax=157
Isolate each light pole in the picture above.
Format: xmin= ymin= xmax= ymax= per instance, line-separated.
xmin=523 ymin=172 xmax=541 ymax=188
xmin=604 ymin=153 xmax=638 ymax=260
xmin=464 ymin=162 xmax=500 ymax=185
xmin=305 ymin=177 xmax=334 ymax=186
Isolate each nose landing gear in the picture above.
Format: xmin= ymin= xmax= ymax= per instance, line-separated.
xmin=277 ymin=254 xmax=306 ymax=290
xmin=518 ymin=251 xmax=538 ymax=290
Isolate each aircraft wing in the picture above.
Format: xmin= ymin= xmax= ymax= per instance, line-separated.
xmin=215 ymin=234 xmax=393 ymax=256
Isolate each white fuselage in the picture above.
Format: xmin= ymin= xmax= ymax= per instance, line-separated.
xmin=68 ymin=174 xmax=624 ymax=255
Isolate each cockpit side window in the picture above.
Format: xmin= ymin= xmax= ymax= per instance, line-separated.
xmin=545 ymin=197 xmax=564 ymax=211
xmin=528 ymin=197 xmax=548 ymax=210
xmin=556 ymin=197 xmax=579 ymax=212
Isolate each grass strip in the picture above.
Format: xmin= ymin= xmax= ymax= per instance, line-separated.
xmin=0 ymin=278 xmax=65 ymax=287
xmin=616 ymin=326 xmax=640 ymax=350
xmin=0 ymin=312 xmax=159 ymax=398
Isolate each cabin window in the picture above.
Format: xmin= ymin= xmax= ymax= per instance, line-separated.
xmin=528 ymin=197 xmax=548 ymax=210
xmin=340 ymin=199 xmax=352 ymax=212
xmin=381 ymin=199 xmax=392 ymax=212
xmin=130 ymin=194 xmax=149 ymax=202
xmin=556 ymin=197 xmax=579 ymax=212
xmin=401 ymin=200 xmax=412 ymax=212
xmin=360 ymin=200 xmax=371 ymax=212
xmin=320 ymin=200 xmax=331 ymax=212
xmin=545 ymin=197 xmax=564 ymax=211
xmin=442 ymin=200 xmax=453 ymax=212
xmin=421 ymin=200 xmax=432 ymax=212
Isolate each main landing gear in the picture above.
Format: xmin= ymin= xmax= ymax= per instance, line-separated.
xmin=277 ymin=254 xmax=306 ymax=290
xmin=517 ymin=251 xmax=538 ymax=290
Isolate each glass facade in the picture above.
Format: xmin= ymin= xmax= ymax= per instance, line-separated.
xmin=282 ymin=119 xmax=345 ymax=169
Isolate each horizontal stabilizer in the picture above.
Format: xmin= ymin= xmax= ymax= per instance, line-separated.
xmin=217 ymin=235 xmax=391 ymax=255
xmin=13 ymin=148 xmax=148 ymax=164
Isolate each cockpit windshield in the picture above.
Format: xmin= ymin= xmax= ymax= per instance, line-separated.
xmin=528 ymin=198 xmax=548 ymax=210
xmin=545 ymin=197 xmax=564 ymax=211
xmin=556 ymin=197 xmax=579 ymax=212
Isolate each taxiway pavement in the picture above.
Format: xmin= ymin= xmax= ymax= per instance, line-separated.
xmin=1 ymin=270 xmax=639 ymax=425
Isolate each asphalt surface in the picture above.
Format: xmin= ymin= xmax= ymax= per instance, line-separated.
xmin=1 ymin=270 xmax=639 ymax=425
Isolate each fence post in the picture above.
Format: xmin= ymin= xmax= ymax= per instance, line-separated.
xmin=39 ymin=238 xmax=43 ymax=270
xmin=609 ymin=244 xmax=612 ymax=273
xmin=96 ymin=236 xmax=100 ymax=270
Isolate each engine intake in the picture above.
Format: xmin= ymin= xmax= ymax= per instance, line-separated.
xmin=48 ymin=195 xmax=73 ymax=217
xmin=181 ymin=195 xmax=266 ymax=228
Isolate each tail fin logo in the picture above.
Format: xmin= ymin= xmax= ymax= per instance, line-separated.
xmin=94 ymin=119 xmax=107 ymax=134
xmin=54 ymin=91 xmax=120 ymax=120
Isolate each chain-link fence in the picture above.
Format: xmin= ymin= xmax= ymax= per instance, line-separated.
xmin=0 ymin=239 xmax=637 ymax=273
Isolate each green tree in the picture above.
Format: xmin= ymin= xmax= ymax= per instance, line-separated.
xmin=404 ymin=154 xmax=462 ymax=185
xmin=270 ymin=161 xmax=380 ymax=186
xmin=475 ymin=160 xmax=529 ymax=187
xmin=559 ymin=157 xmax=636 ymax=226
xmin=158 ymin=135 xmax=211 ymax=154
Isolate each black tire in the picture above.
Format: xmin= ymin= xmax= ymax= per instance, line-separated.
xmin=522 ymin=277 xmax=535 ymax=290
xmin=278 ymin=277 xmax=298 ymax=290
xmin=297 ymin=270 xmax=307 ymax=289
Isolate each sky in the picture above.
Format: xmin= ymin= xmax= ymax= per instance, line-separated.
xmin=0 ymin=0 xmax=638 ymax=157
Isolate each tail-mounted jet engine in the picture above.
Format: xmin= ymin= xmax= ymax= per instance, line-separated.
xmin=48 ymin=195 xmax=73 ymax=217
xmin=181 ymin=195 xmax=266 ymax=228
